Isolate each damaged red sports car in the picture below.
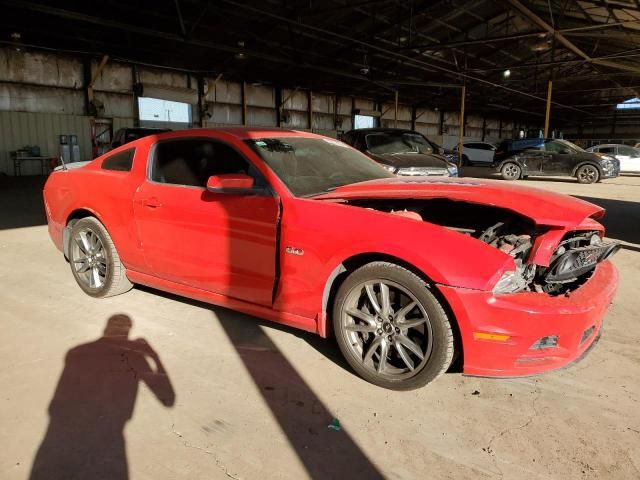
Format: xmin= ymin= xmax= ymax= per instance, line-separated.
xmin=43 ymin=128 xmax=620 ymax=390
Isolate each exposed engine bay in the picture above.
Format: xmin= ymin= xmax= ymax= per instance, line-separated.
xmin=348 ymin=198 xmax=619 ymax=296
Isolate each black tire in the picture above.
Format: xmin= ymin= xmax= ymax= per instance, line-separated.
xmin=576 ymin=164 xmax=600 ymax=184
xmin=332 ymin=262 xmax=454 ymax=390
xmin=461 ymin=155 xmax=469 ymax=166
xmin=68 ymin=217 xmax=133 ymax=298
xmin=500 ymin=162 xmax=521 ymax=181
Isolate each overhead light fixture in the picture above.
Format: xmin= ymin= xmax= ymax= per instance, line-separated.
xmin=235 ymin=41 xmax=247 ymax=60
xmin=503 ymin=69 xmax=511 ymax=78
xmin=360 ymin=54 xmax=370 ymax=75
xmin=10 ymin=32 xmax=22 ymax=52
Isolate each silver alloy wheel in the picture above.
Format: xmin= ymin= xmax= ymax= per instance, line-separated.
xmin=340 ymin=279 xmax=433 ymax=379
xmin=578 ymin=165 xmax=598 ymax=183
xmin=502 ymin=163 xmax=520 ymax=179
xmin=71 ymin=227 xmax=108 ymax=289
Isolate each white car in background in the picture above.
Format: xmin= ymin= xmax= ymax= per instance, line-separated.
xmin=454 ymin=142 xmax=497 ymax=165
xmin=587 ymin=144 xmax=640 ymax=173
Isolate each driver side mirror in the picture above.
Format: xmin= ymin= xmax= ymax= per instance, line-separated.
xmin=206 ymin=174 xmax=255 ymax=193
xmin=560 ymin=148 xmax=572 ymax=154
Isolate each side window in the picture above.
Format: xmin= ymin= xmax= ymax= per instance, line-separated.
xmin=151 ymin=138 xmax=265 ymax=188
xmin=617 ymin=146 xmax=635 ymax=156
xmin=102 ymin=148 xmax=135 ymax=172
xmin=598 ymin=146 xmax=615 ymax=154
xmin=544 ymin=141 xmax=569 ymax=153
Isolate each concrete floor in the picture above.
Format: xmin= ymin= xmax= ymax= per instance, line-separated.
xmin=0 ymin=173 xmax=639 ymax=480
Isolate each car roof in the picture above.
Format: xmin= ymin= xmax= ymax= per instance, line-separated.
xmin=146 ymin=127 xmax=325 ymax=142
xmin=345 ymin=128 xmax=419 ymax=135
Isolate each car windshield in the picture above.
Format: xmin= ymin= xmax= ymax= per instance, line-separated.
xmin=365 ymin=132 xmax=435 ymax=155
xmin=544 ymin=139 xmax=585 ymax=153
xmin=246 ymin=137 xmax=394 ymax=197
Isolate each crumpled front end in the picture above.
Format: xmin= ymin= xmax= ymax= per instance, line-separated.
xmin=342 ymin=195 xmax=620 ymax=377
xmin=440 ymin=260 xmax=618 ymax=377
xmin=599 ymin=157 xmax=621 ymax=178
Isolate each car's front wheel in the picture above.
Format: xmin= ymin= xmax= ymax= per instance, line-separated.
xmin=68 ymin=217 xmax=133 ymax=298
xmin=333 ymin=262 xmax=454 ymax=390
xmin=576 ymin=164 xmax=600 ymax=184
xmin=501 ymin=162 xmax=521 ymax=180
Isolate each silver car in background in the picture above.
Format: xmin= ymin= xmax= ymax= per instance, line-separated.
xmin=454 ymin=142 xmax=497 ymax=166
xmin=586 ymin=144 xmax=640 ymax=173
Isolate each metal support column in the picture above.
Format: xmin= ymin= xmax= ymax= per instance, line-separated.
xmin=132 ymin=65 xmax=140 ymax=127
xmin=275 ymin=86 xmax=282 ymax=127
xmin=308 ymin=90 xmax=313 ymax=131
xmin=242 ymin=80 xmax=247 ymax=126
xmin=544 ymin=80 xmax=553 ymax=138
xmin=458 ymin=84 xmax=466 ymax=165
xmin=394 ymin=90 xmax=399 ymax=128
xmin=197 ymin=76 xmax=205 ymax=127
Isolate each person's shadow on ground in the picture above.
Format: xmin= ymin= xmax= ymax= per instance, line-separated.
xmin=29 ymin=314 xmax=175 ymax=480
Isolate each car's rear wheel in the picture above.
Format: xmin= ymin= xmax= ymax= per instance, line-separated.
xmin=333 ymin=262 xmax=454 ymax=390
xmin=68 ymin=217 xmax=133 ymax=298
xmin=576 ymin=164 xmax=600 ymax=184
xmin=501 ymin=162 xmax=521 ymax=180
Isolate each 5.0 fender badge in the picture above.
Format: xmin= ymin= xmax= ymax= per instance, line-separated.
xmin=285 ymin=246 xmax=304 ymax=256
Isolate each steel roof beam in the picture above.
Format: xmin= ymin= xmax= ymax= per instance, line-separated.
xmin=505 ymin=0 xmax=640 ymax=73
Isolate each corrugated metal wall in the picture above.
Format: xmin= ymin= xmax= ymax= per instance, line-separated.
xmin=0 ymin=111 xmax=91 ymax=175
xmin=0 ymin=47 xmax=520 ymax=176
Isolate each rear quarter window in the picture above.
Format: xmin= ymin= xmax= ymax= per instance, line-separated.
xmin=101 ymin=148 xmax=135 ymax=172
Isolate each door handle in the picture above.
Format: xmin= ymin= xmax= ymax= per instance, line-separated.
xmin=142 ymin=197 xmax=162 ymax=208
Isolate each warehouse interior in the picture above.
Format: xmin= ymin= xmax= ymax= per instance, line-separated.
xmin=1 ymin=1 xmax=639 ymax=479
xmin=2 ymin=0 xmax=640 ymax=174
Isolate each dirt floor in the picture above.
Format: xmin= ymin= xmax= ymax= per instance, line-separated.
xmin=0 ymin=172 xmax=639 ymax=479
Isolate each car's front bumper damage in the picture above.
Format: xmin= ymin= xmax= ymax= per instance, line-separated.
xmin=438 ymin=260 xmax=618 ymax=377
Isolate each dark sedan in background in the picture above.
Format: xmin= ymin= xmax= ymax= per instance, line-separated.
xmin=496 ymin=138 xmax=619 ymax=184
xmin=341 ymin=128 xmax=458 ymax=177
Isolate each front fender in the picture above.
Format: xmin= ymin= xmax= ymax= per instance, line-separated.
xmin=274 ymin=198 xmax=515 ymax=327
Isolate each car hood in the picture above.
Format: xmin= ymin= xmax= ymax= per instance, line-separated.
xmin=314 ymin=177 xmax=603 ymax=227
xmin=368 ymin=152 xmax=449 ymax=168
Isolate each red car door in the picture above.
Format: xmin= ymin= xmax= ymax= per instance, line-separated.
xmin=133 ymin=137 xmax=279 ymax=306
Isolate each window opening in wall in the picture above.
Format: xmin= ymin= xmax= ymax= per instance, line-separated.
xmin=616 ymin=97 xmax=640 ymax=110
xmin=138 ymin=97 xmax=192 ymax=123
xmin=354 ymin=114 xmax=375 ymax=129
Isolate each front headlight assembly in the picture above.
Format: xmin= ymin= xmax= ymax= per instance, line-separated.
xmin=381 ymin=164 xmax=397 ymax=173
xmin=492 ymin=263 xmax=535 ymax=294
xmin=447 ymin=164 xmax=459 ymax=177
xmin=493 ymin=270 xmax=526 ymax=294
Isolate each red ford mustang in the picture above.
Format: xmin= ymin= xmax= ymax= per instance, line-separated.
xmin=43 ymin=128 xmax=620 ymax=390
